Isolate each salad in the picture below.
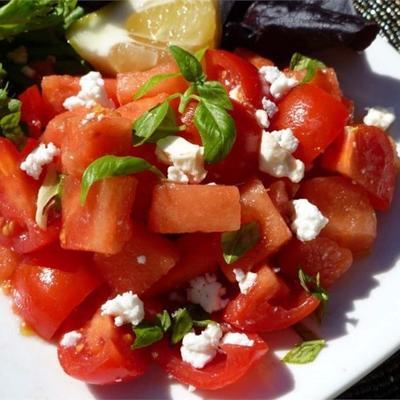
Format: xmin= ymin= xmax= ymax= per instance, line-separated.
xmin=0 ymin=0 xmax=398 ymax=393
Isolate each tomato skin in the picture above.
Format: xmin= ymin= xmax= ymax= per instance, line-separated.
xmin=205 ymin=49 xmax=263 ymax=109
xmin=58 ymin=313 xmax=150 ymax=385
xmin=272 ymin=84 xmax=349 ymax=164
xmin=153 ymin=333 xmax=268 ymax=390
xmin=12 ymin=246 xmax=102 ymax=339
xmin=223 ymin=265 xmax=319 ymax=332
xmin=0 ymin=245 xmax=20 ymax=281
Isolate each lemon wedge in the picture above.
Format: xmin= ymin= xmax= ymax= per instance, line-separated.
xmin=67 ymin=0 xmax=220 ymax=75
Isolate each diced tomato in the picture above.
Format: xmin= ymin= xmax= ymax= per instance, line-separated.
xmin=235 ymin=48 xmax=275 ymax=69
xmin=272 ymin=84 xmax=349 ymax=163
xmin=0 ymin=246 xmax=20 ymax=281
xmin=117 ymin=92 xmax=169 ymax=121
xmin=19 ymin=85 xmax=49 ymax=138
xmin=221 ymin=179 xmax=292 ymax=281
xmin=12 ymin=246 xmax=102 ymax=339
xmin=104 ymin=78 xmax=118 ymax=106
xmin=206 ymin=49 xmax=263 ymax=109
xmin=116 ymin=62 xmax=188 ymax=105
xmin=61 ymin=175 xmax=137 ymax=255
xmin=149 ymin=183 xmax=241 ymax=234
xmin=267 ymin=180 xmax=293 ymax=221
xmin=321 ymin=125 xmax=396 ymax=211
xmin=94 ymin=223 xmax=179 ymax=294
xmin=298 ymin=176 xmax=377 ymax=254
xmin=58 ymin=312 xmax=150 ymax=384
xmin=153 ymin=333 xmax=268 ymax=390
xmin=223 ymin=265 xmax=319 ymax=332
xmin=147 ymin=233 xmax=219 ymax=295
xmin=61 ymin=114 xmax=132 ymax=177
xmin=279 ymin=237 xmax=353 ymax=288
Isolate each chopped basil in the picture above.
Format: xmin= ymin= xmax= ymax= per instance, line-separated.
xmin=132 ymin=322 xmax=164 ymax=349
xmin=169 ymin=45 xmax=205 ymax=83
xmin=134 ymin=72 xmax=181 ymax=100
xmin=156 ymin=310 xmax=172 ymax=333
xmin=282 ymin=339 xmax=326 ymax=364
xmin=171 ymin=308 xmax=193 ymax=345
xmin=289 ymin=53 xmax=326 ymax=83
xmin=298 ymin=268 xmax=329 ymax=303
xmin=196 ymin=80 xmax=233 ymax=110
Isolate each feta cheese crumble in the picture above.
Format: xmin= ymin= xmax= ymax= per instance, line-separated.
xmin=363 ymin=107 xmax=395 ymax=131
xmin=259 ymin=129 xmax=304 ymax=183
xmin=63 ymin=71 xmax=114 ymax=111
xmin=221 ymin=332 xmax=254 ymax=347
xmin=60 ymin=331 xmax=82 ymax=348
xmin=180 ymin=323 xmax=223 ymax=369
xmin=156 ymin=136 xmax=207 ymax=184
xmin=20 ymin=142 xmax=60 ymax=180
xmin=101 ymin=291 xmax=144 ymax=327
xmin=233 ymin=268 xmax=257 ymax=294
xmin=187 ymin=273 xmax=228 ymax=314
xmin=136 ymin=255 xmax=146 ymax=265
xmin=255 ymin=109 xmax=270 ymax=128
xmin=291 ymin=199 xmax=329 ymax=242
xmin=259 ymin=66 xmax=299 ymax=100
xmin=262 ymin=97 xmax=279 ymax=118
xmin=229 ymin=85 xmax=241 ymax=102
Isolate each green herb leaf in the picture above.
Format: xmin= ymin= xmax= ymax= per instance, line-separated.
xmin=81 ymin=155 xmax=163 ymax=204
xmin=194 ymin=99 xmax=236 ymax=164
xmin=197 ymin=81 xmax=233 ymax=110
xmin=194 ymin=47 xmax=208 ymax=62
xmin=134 ymin=72 xmax=181 ymax=100
xmin=178 ymin=84 xmax=195 ymax=114
xmin=289 ymin=53 xmax=326 ymax=83
xmin=169 ymin=45 xmax=205 ymax=83
xmin=221 ymin=221 xmax=260 ymax=264
xmin=186 ymin=304 xmax=213 ymax=328
xmin=156 ymin=310 xmax=171 ymax=333
xmin=132 ymin=322 xmax=164 ymax=349
xmin=298 ymin=268 xmax=329 ymax=303
xmin=282 ymin=339 xmax=326 ymax=364
xmin=133 ymin=100 xmax=179 ymax=145
xmin=171 ymin=308 xmax=193 ymax=345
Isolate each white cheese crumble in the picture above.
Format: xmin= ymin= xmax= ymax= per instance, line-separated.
xmin=233 ymin=268 xmax=257 ymax=294
xmin=63 ymin=71 xmax=114 ymax=111
xmin=188 ymin=385 xmax=197 ymax=393
xmin=291 ymin=199 xmax=329 ymax=242
xmin=187 ymin=273 xmax=228 ymax=314
xmin=81 ymin=112 xmax=105 ymax=126
xmin=136 ymin=255 xmax=146 ymax=265
xmin=255 ymin=109 xmax=270 ymax=128
xmin=259 ymin=129 xmax=304 ymax=183
xmin=20 ymin=142 xmax=60 ymax=180
xmin=262 ymin=97 xmax=279 ymax=118
xmin=7 ymin=46 xmax=28 ymax=64
xmin=156 ymin=136 xmax=207 ymax=184
xmin=221 ymin=332 xmax=254 ymax=347
xmin=229 ymin=85 xmax=241 ymax=102
xmin=180 ymin=323 xmax=223 ymax=369
xmin=101 ymin=291 xmax=144 ymax=327
xmin=363 ymin=107 xmax=395 ymax=131
xmin=60 ymin=331 xmax=82 ymax=348
xmin=259 ymin=66 xmax=299 ymax=100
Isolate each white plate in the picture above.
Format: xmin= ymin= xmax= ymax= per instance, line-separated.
xmin=1 ymin=36 xmax=399 ymax=400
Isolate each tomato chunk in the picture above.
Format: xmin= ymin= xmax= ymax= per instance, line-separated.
xmin=235 ymin=48 xmax=275 ymax=69
xmin=12 ymin=246 xmax=101 ymax=339
xmin=58 ymin=312 xmax=149 ymax=384
xmin=117 ymin=93 xmax=169 ymax=121
xmin=147 ymin=233 xmax=219 ymax=295
xmin=221 ymin=179 xmax=292 ymax=281
xmin=223 ymin=265 xmax=319 ymax=332
xmin=149 ymin=183 xmax=241 ymax=233
xmin=94 ymin=223 xmax=179 ymax=294
xmin=61 ymin=114 xmax=132 ymax=177
xmin=272 ymin=84 xmax=348 ymax=163
xmin=153 ymin=333 xmax=268 ymax=390
xmin=0 ymin=246 xmax=19 ymax=281
xmin=298 ymin=176 xmax=377 ymax=254
xmin=322 ymin=125 xmax=396 ymax=211
xmin=61 ymin=175 xmax=136 ymax=255
xmin=279 ymin=237 xmax=353 ymax=287
xmin=117 ymin=62 xmax=187 ymax=105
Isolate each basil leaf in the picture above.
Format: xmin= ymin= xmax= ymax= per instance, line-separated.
xmin=221 ymin=221 xmax=261 ymax=264
xmin=282 ymin=340 xmax=325 ymax=364
xmin=133 ymin=101 xmax=179 ymax=145
xmin=194 ymin=99 xmax=236 ymax=164
xmin=186 ymin=304 xmax=213 ymax=328
xmin=134 ymin=72 xmax=181 ymax=100
xmin=298 ymin=268 xmax=329 ymax=303
xmin=197 ymin=81 xmax=233 ymax=110
xmin=156 ymin=310 xmax=171 ymax=333
xmin=171 ymin=308 xmax=193 ymax=345
xmin=81 ymin=155 xmax=163 ymax=204
xmin=289 ymin=53 xmax=326 ymax=83
xmin=169 ymin=45 xmax=205 ymax=83
xmin=194 ymin=47 xmax=208 ymax=62
xmin=132 ymin=322 xmax=164 ymax=349
xmin=0 ymin=110 xmax=26 ymax=147
xmin=178 ymin=84 xmax=195 ymax=114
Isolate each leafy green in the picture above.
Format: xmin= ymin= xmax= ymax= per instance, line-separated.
xmin=134 ymin=72 xmax=181 ymax=100
xmin=178 ymin=84 xmax=196 ymax=114
xmin=221 ymin=222 xmax=261 ymax=264
xmin=80 ymin=155 xmax=163 ymax=204
xmin=194 ymin=47 xmax=208 ymax=62
xmin=282 ymin=340 xmax=326 ymax=364
xmin=194 ymin=99 xmax=236 ymax=163
xmin=171 ymin=308 xmax=193 ymax=345
xmin=133 ymin=101 xmax=179 ymax=145
xmin=156 ymin=310 xmax=172 ymax=333
xmin=289 ymin=53 xmax=326 ymax=83
xmin=196 ymin=81 xmax=233 ymax=110
xmin=298 ymin=268 xmax=329 ymax=303
xmin=132 ymin=322 xmax=164 ymax=350
xmin=169 ymin=45 xmax=205 ymax=83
